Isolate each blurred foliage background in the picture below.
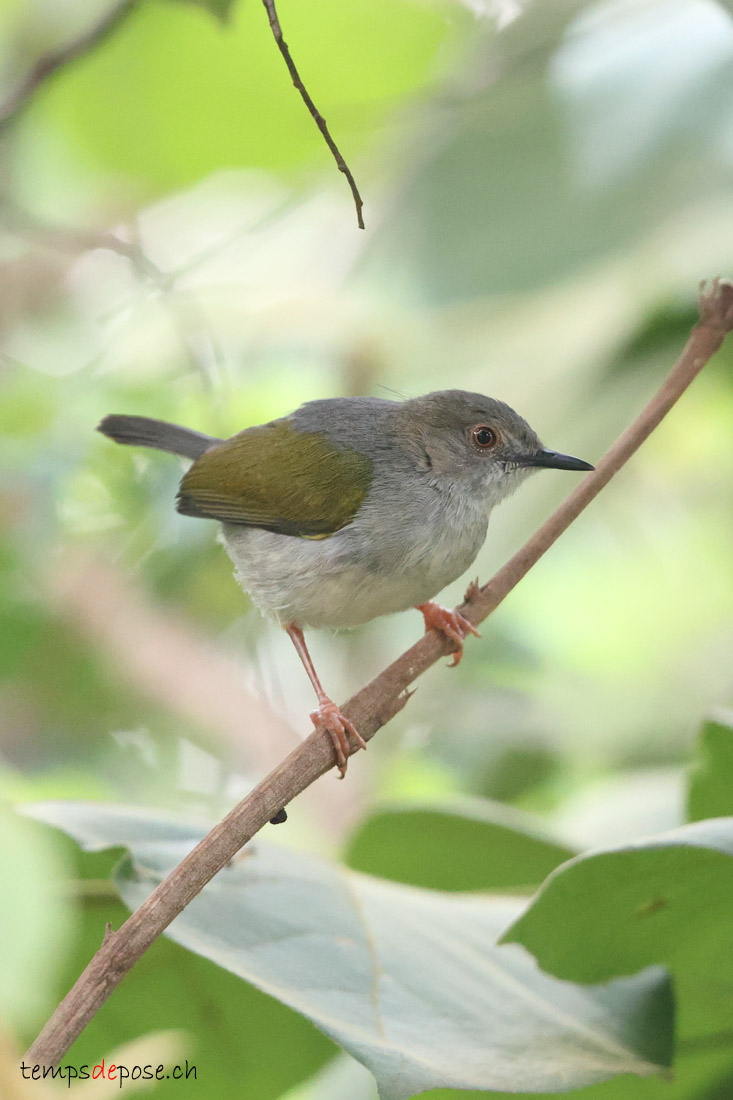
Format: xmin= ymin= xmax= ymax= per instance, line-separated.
xmin=1 ymin=0 xmax=732 ymax=1095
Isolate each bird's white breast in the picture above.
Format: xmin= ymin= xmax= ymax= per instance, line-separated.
xmin=221 ymin=483 xmax=490 ymax=630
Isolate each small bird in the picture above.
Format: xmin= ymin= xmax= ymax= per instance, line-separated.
xmin=98 ymin=390 xmax=593 ymax=776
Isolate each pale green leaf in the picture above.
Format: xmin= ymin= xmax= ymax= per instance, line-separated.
xmin=25 ymin=801 xmax=673 ymax=1098
xmin=502 ymin=817 xmax=733 ymax=1043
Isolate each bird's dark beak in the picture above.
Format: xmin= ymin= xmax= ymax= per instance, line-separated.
xmin=520 ymin=449 xmax=595 ymax=472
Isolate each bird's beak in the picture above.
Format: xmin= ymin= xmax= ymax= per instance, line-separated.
xmin=520 ymin=449 xmax=595 ymax=472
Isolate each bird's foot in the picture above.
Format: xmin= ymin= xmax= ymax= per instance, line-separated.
xmin=416 ymin=601 xmax=481 ymax=667
xmin=310 ymin=697 xmax=367 ymax=778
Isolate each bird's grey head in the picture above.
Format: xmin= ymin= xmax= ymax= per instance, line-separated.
xmin=395 ymin=390 xmax=593 ymax=506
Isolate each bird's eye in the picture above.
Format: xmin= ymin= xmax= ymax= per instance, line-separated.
xmin=472 ymin=425 xmax=497 ymax=449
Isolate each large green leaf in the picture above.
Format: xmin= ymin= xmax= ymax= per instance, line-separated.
xmin=26 ymin=801 xmax=673 ymax=1098
xmin=687 ymin=712 xmax=733 ymax=822
xmin=501 ymin=818 xmax=733 ymax=1042
xmin=345 ymin=797 xmax=576 ymax=890
xmin=287 ymin=1045 xmax=733 ymax=1100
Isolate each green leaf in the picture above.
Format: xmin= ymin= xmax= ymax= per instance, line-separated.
xmin=286 ymin=1045 xmax=733 ymax=1100
xmin=345 ymin=797 xmax=576 ymax=890
xmin=501 ymin=818 xmax=733 ymax=1048
xmin=26 ymin=801 xmax=673 ymax=1098
xmin=426 ymin=1046 xmax=733 ymax=1100
xmin=502 ymin=818 xmax=733 ymax=980
xmin=687 ymin=712 xmax=733 ymax=822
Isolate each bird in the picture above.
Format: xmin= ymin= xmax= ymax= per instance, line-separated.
xmin=97 ymin=390 xmax=593 ymax=777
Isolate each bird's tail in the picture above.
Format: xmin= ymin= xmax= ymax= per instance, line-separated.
xmin=97 ymin=415 xmax=221 ymax=460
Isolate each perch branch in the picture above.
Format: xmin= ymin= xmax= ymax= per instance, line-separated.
xmin=25 ymin=279 xmax=733 ymax=1067
xmin=0 ymin=0 xmax=139 ymax=133
xmin=261 ymin=0 xmax=365 ymax=229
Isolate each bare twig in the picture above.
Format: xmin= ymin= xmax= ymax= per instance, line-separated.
xmin=261 ymin=0 xmax=365 ymax=230
xmin=25 ymin=279 xmax=733 ymax=1066
xmin=0 ymin=0 xmax=139 ymax=133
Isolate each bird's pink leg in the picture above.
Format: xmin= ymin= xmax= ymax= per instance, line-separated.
xmin=284 ymin=622 xmax=367 ymax=778
xmin=416 ymin=601 xmax=481 ymax=667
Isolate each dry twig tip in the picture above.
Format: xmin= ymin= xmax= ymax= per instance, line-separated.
xmin=261 ymin=0 xmax=365 ymax=229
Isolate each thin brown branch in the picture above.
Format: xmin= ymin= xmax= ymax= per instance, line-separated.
xmin=0 ymin=0 xmax=139 ymax=134
xmin=25 ymin=278 xmax=733 ymax=1067
xmin=261 ymin=0 xmax=365 ymax=230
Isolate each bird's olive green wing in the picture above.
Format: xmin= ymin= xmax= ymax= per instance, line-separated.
xmin=176 ymin=420 xmax=373 ymax=537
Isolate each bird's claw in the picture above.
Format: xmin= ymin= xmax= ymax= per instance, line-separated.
xmin=310 ymin=698 xmax=367 ymax=778
xmin=417 ymin=601 xmax=481 ymax=666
